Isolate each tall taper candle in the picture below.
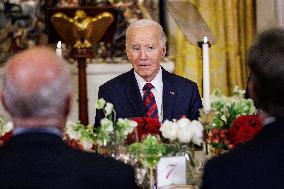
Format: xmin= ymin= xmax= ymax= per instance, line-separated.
xmin=202 ymin=36 xmax=210 ymax=112
xmin=56 ymin=41 xmax=62 ymax=57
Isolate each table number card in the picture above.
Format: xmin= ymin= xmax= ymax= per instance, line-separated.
xmin=157 ymin=156 xmax=186 ymax=187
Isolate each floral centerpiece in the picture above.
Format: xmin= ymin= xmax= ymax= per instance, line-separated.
xmin=0 ymin=115 xmax=97 ymax=150
xmin=127 ymin=117 xmax=204 ymax=187
xmin=200 ymin=86 xmax=259 ymax=155
xmin=95 ymin=98 xmax=137 ymax=155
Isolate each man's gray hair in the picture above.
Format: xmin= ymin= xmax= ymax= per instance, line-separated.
xmin=2 ymin=55 xmax=72 ymax=119
xmin=126 ymin=19 xmax=167 ymax=47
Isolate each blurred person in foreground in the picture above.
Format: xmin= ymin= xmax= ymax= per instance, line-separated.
xmin=0 ymin=46 xmax=137 ymax=189
xmin=95 ymin=19 xmax=202 ymax=126
xmin=201 ymin=28 xmax=284 ymax=189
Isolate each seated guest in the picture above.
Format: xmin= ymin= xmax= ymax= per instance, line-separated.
xmin=0 ymin=47 xmax=137 ymax=189
xmin=95 ymin=19 xmax=202 ymax=126
xmin=201 ymin=28 xmax=284 ymax=189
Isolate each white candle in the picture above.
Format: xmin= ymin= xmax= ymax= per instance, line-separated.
xmin=202 ymin=36 xmax=211 ymax=113
xmin=56 ymin=41 xmax=62 ymax=57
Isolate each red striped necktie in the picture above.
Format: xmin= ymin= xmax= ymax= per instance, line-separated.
xmin=142 ymin=83 xmax=159 ymax=119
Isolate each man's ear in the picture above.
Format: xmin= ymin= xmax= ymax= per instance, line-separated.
xmin=0 ymin=92 xmax=9 ymax=112
xmin=247 ymin=77 xmax=258 ymax=106
xmin=125 ymin=46 xmax=131 ymax=60
xmin=162 ymin=46 xmax=166 ymax=58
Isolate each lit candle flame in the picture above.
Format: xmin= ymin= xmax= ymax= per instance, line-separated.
xmin=204 ymin=36 xmax=208 ymax=43
xmin=56 ymin=41 xmax=62 ymax=57
xmin=57 ymin=41 xmax=62 ymax=49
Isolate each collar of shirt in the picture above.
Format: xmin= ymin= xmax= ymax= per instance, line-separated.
xmin=134 ymin=67 xmax=163 ymax=96
xmin=13 ymin=127 xmax=62 ymax=137
xmin=134 ymin=67 xmax=163 ymax=122
xmin=262 ymin=116 xmax=276 ymax=126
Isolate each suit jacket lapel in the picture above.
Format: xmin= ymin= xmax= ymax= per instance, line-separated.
xmin=162 ymin=68 xmax=176 ymax=121
xmin=125 ymin=69 xmax=146 ymax=117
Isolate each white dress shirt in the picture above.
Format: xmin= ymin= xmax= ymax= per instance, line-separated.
xmin=134 ymin=67 xmax=163 ymax=122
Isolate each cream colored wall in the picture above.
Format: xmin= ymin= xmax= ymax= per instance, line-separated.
xmin=256 ymin=0 xmax=284 ymax=33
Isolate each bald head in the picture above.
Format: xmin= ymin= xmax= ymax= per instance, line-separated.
xmin=2 ymin=46 xmax=72 ymax=121
xmin=6 ymin=47 xmax=66 ymax=94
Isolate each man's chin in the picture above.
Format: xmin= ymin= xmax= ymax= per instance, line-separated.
xmin=135 ymin=70 xmax=150 ymax=76
xmin=137 ymin=73 xmax=154 ymax=81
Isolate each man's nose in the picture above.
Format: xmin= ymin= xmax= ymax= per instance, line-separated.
xmin=139 ymin=48 xmax=148 ymax=60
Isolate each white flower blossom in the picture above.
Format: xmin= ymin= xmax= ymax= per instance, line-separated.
xmin=95 ymin=98 xmax=106 ymax=110
xmin=65 ymin=121 xmax=81 ymax=140
xmin=2 ymin=122 xmax=13 ymax=135
xmin=190 ymin=120 xmax=204 ymax=146
xmin=221 ymin=114 xmax=227 ymax=122
xmin=100 ymin=118 xmax=113 ymax=133
xmin=104 ymin=103 xmax=113 ymax=116
xmin=176 ymin=124 xmax=193 ymax=143
xmin=176 ymin=118 xmax=191 ymax=128
xmin=160 ymin=120 xmax=177 ymax=141
xmin=116 ymin=118 xmax=137 ymax=137
xmin=124 ymin=119 xmax=138 ymax=135
xmin=176 ymin=118 xmax=193 ymax=143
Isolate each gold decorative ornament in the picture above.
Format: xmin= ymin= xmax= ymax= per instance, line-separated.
xmin=51 ymin=10 xmax=114 ymax=48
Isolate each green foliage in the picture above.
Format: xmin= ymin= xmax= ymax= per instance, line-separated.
xmin=211 ymin=87 xmax=256 ymax=129
xmin=95 ymin=98 xmax=137 ymax=145
xmin=73 ymin=121 xmax=97 ymax=143
xmin=129 ymin=135 xmax=166 ymax=168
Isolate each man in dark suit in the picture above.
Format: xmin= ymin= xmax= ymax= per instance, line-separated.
xmin=201 ymin=29 xmax=284 ymax=189
xmin=0 ymin=47 xmax=137 ymax=189
xmin=95 ymin=19 xmax=202 ymax=126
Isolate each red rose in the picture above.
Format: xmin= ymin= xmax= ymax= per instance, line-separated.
xmin=128 ymin=117 xmax=161 ymax=143
xmin=227 ymin=126 xmax=238 ymax=140
xmin=227 ymin=115 xmax=262 ymax=147
xmin=234 ymin=125 xmax=257 ymax=145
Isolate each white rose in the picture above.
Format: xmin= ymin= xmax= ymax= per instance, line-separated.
xmin=176 ymin=126 xmax=193 ymax=143
xmin=160 ymin=120 xmax=177 ymax=141
xmin=100 ymin=118 xmax=113 ymax=133
xmin=176 ymin=118 xmax=193 ymax=143
xmin=176 ymin=118 xmax=191 ymax=128
xmin=95 ymin=98 xmax=106 ymax=110
xmin=104 ymin=103 xmax=113 ymax=116
xmin=190 ymin=120 xmax=204 ymax=146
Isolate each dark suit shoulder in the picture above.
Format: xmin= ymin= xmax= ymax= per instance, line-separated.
xmin=0 ymin=134 xmax=138 ymax=189
xmin=99 ymin=69 xmax=134 ymax=91
xmin=162 ymin=68 xmax=198 ymax=87
xmin=74 ymin=151 xmax=137 ymax=188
